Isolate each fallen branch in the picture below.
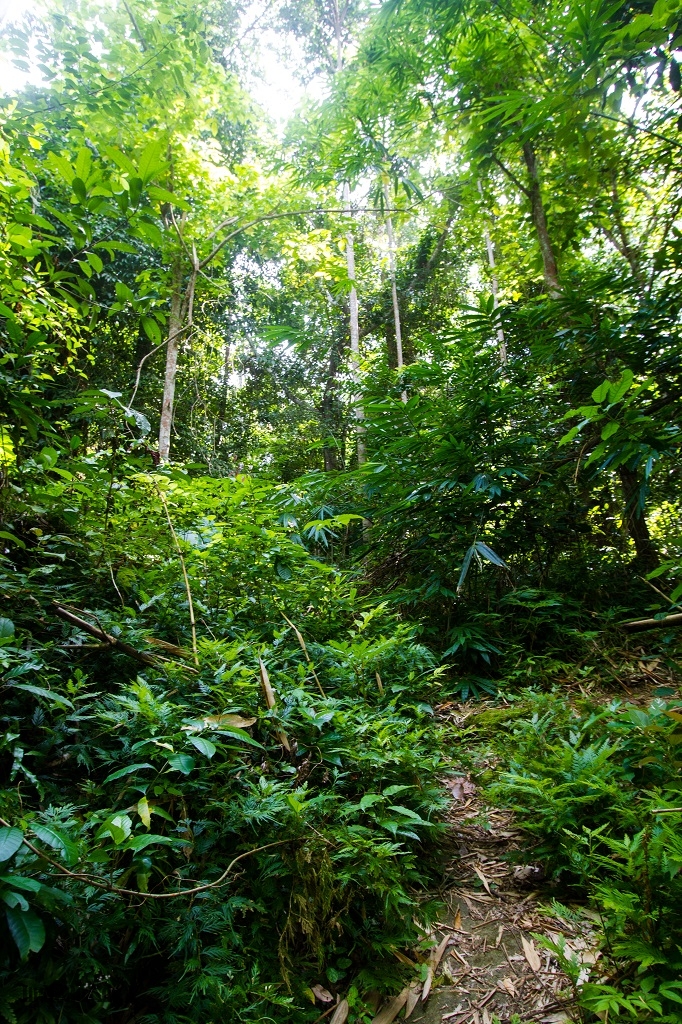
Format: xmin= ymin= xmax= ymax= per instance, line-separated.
xmin=0 ymin=818 xmax=287 ymax=900
xmin=620 ymin=612 xmax=682 ymax=632
xmin=52 ymin=603 xmax=159 ymax=666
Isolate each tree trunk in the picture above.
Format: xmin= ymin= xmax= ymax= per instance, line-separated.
xmin=158 ymin=254 xmax=184 ymax=463
xmin=383 ymin=178 xmax=407 ymax=403
xmin=477 ymin=180 xmax=507 ymax=364
xmin=320 ymin=340 xmax=342 ymax=471
xmin=618 ymin=464 xmax=659 ymax=572
xmin=343 ymin=181 xmax=365 ymax=465
xmin=522 ymin=142 xmax=560 ymax=297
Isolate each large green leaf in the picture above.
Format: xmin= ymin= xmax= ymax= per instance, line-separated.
xmin=31 ymin=824 xmax=79 ymax=866
xmin=0 ymin=828 xmax=23 ymax=862
xmin=6 ymin=907 xmax=45 ymax=959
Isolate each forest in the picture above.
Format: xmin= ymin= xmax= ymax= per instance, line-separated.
xmin=1 ymin=0 xmax=682 ymax=1021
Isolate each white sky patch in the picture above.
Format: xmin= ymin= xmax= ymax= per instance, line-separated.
xmin=0 ymin=0 xmax=322 ymax=130
xmin=244 ymin=25 xmax=327 ymax=132
xmin=0 ymin=0 xmax=43 ymax=95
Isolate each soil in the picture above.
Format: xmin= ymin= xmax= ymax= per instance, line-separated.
xmin=368 ymin=771 xmax=600 ymax=1024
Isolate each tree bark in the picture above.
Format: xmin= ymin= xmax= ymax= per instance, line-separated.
xmin=618 ymin=464 xmax=659 ymax=572
xmin=477 ymin=180 xmax=507 ymax=364
xmin=158 ymin=254 xmax=184 ymax=463
xmin=320 ymin=340 xmax=342 ymax=471
xmin=522 ymin=142 xmax=560 ymax=297
xmin=343 ymin=181 xmax=366 ymax=464
xmin=383 ymin=177 xmax=407 ymax=403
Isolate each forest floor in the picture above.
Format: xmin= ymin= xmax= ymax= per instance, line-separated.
xmin=407 ymin=772 xmax=590 ymax=1024
xmin=392 ymin=674 xmax=667 ymax=1024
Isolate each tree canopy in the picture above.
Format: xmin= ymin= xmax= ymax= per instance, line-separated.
xmin=1 ymin=0 xmax=682 ymax=1021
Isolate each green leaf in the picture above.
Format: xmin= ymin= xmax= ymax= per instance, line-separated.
xmin=128 ymin=176 xmax=143 ymax=206
xmin=591 ymin=380 xmax=610 ymax=403
xmin=46 ymin=152 xmax=74 ymax=183
xmin=475 ymin=541 xmax=506 ymax=567
xmin=388 ymin=805 xmax=426 ymax=822
xmin=124 ymin=834 xmax=183 ymax=852
xmin=608 ymin=369 xmax=635 ymax=404
xmin=31 ymin=824 xmax=78 ymax=866
xmin=3 ymin=890 xmax=29 ymax=911
xmin=6 ymin=907 xmax=45 ymax=958
xmin=0 ymin=828 xmax=23 ymax=862
xmin=167 ymin=753 xmax=195 ymax=775
xmin=9 ymin=684 xmax=73 ymax=708
xmin=137 ymin=140 xmax=166 ymax=183
xmin=103 ymin=763 xmax=154 ymax=785
xmin=0 ymin=875 xmax=41 ymax=893
xmin=0 ymin=531 xmax=25 ymax=549
xmin=189 ymin=736 xmax=216 ymax=759
xmin=0 ymin=617 xmax=15 ymax=638
xmin=71 ymin=177 xmax=87 ymax=203
xmin=213 ymin=727 xmax=263 ymax=748
xmin=141 ymin=316 xmax=161 ymax=345
xmin=147 ymin=185 xmax=191 ymax=211
xmin=104 ymin=814 xmax=132 ymax=844
xmin=601 ymin=421 xmax=619 ymax=440
xmin=134 ymin=220 xmax=163 ymax=246
xmin=359 ymin=793 xmax=384 ymax=811
xmin=86 ymin=251 xmax=104 ymax=274
xmin=103 ymin=145 xmax=136 ymax=175
xmin=74 ymin=146 xmax=92 ymax=182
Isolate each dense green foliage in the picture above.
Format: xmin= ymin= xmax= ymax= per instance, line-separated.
xmin=489 ymin=688 xmax=682 ymax=1021
xmin=1 ymin=0 xmax=682 ymax=1019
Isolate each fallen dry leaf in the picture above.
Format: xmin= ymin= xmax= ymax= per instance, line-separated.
xmin=330 ymin=999 xmax=349 ymax=1024
xmin=522 ymin=936 xmax=542 ymax=973
xmin=432 ymin=934 xmax=452 ymax=971
xmin=371 ymin=988 xmax=409 ymax=1024
xmin=472 ymin=865 xmax=492 ymax=895
xmin=453 ymin=906 xmax=462 ymax=930
xmin=404 ymin=984 xmax=421 ymax=1019
xmin=499 ymin=977 xmax=516 ymax=996
xmin=441 ymin=1004 xmax=464 ymax=1021
xmin=201 ymin=713 xmax=257 ymax=729
xmin=449 ymin=777 xmax=476 ymax=801
xmin=311 ymin=984 xmax=334 ymax=1004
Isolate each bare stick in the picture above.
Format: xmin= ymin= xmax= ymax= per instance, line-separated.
xmin=155 ymin=486 xmax=199 ymax=665
xmin=280 ymin=611 xmax=325 ymax=697
xmin=621 ymin=612 xmax=682 ymax=632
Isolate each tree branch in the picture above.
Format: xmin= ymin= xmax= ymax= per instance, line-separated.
xmin=51 ymin=603 xmax=160 ymax=666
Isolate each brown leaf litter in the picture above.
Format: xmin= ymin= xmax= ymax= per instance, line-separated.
xmin=368 ymin=774 xmax=600 ymax=1024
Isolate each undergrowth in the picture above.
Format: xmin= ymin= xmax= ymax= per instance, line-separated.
xmin=0 ymin=451 xmax=447 ymax=1023
xmin=487 ymin=683 xmax=682 ymax=1023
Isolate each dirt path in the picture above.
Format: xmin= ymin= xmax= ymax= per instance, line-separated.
xmin=367 ymin=773 xmax=600 ymax=1024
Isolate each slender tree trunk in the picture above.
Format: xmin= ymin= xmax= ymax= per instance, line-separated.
xmin=158 ymin=254 xmax=184 ymax=462
xmin=522 ymin=142 xmax=560 ymax=297
xmin=618 ymin=464 xmax=659 ymax=572
xmin=477 ymin=180 xmax=507 ymax=364
xmin=343 ymin=181 xmax=365 ymax=464
xmin=321 ymin=340 xmax=342 ymax=471
xmin=383 ymin=178 xmax=407 ymax=403
xmin=383 ymin=179 xmax=404 ymax=371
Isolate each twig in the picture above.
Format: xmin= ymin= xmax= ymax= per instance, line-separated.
xmin=280 ymin=611 xmax=326 ymax=697
xmin=0 ymin=819 xmax=288 ymax=900
xmin=155 ymin=486 xmax=198 ymax=666
xmin=621 ymin=612 xmax=682 ymax=632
